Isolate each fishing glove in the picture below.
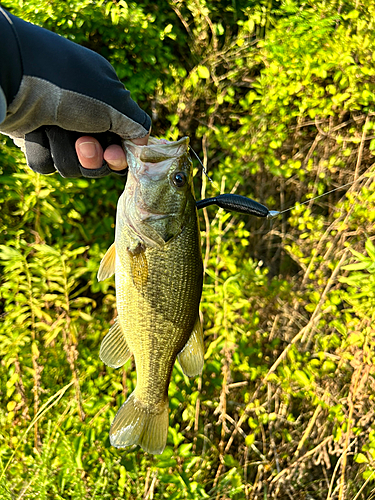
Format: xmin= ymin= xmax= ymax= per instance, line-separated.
xmin=0 ymin=8 xmax=151 ymax=178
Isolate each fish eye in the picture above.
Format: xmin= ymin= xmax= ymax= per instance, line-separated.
xmin=172 ymin=171 xmax=187 ymax=188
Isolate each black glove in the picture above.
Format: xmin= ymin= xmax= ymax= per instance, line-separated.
xmin=0 ymin=8 xmax=151 ymax=178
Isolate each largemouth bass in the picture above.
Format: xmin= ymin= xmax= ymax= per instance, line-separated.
xmin=97 ymin=137 xmax=204 ymax=455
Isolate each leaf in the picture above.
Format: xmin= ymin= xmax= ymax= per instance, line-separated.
xmin=365 ymin=239 xmax=375 ymax=261
xmin=342 ymin=262 xmax=372 ymax=271
xmin=355 ymin=453 xmax=368 ymax=464
xmin=343 ymin=10 xmax=359 ymax=19
xmin=0 ymin=245 xmax=21 ymax=260
xmin=78 ymin=312 xmax=93 ymax=322
xmin=118 ymin=465 xmax=126 ymax=489
xmin=32 ymin=342 xmax=40 ymax=358
xmin=294 ymin=370 xmax=311 ymax=387
xmin=245 ymin=434 xmax=255 ymax=446
xmin=164 ymin=23 xmax=173 ymax=34
xmin=197 ymin=65 xmax=210 ymax=79
xmin=178 ymin=443 xmax=192 ymax=457
xmin=7 ymin=401 xmax=17 ymax=412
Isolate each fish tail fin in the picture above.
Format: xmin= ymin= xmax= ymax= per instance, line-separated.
xmin=110 ymin=392 xmax=169 ymax=455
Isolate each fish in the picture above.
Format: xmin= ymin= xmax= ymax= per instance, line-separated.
xmin=97 ymin=136 xmax=204 ymax=455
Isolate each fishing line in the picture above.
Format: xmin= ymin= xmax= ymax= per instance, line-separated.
xmin=268 ymin=179 xmax=358 ymax=219
xmin=192 ymin=144 xmax=368 ymax=219
xmin=190 ymin=147 xmax=213 ymax=182
xmin=196 ymin=176 xmax=360 ymax=219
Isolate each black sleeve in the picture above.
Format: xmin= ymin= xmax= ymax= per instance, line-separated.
xmin=0 ymin=8 xmax=150 ymax=130
xmin=0 ymin=8 xmax=22 ymax=112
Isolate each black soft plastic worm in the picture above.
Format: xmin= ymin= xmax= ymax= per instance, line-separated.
xmin=196 ymin=193 xmax=279 ymax=218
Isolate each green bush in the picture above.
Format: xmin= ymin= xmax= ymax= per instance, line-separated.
xmin=1 ymin=0 xmax=375 ymax=498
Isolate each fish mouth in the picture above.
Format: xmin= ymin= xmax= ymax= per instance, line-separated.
xmin=120 ymin=136 xmax=191 ymax=247
xmin=124 ymin=137 xmax=190 ymax=167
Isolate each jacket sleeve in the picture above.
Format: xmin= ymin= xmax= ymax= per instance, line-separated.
xmin=0 ymin=8 xmax=22 ymax=124
xmin=0 ymin=86 xmax=7 ymax=124
xmin=0 ymin=8 xmax=151 ymax=178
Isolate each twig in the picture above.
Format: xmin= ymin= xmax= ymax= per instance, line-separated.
xmin=268 ymin=383 xmax=280 ymax=474
xmin=0 ymin=381 xmax=74 ymax=481
xmin=352 ymin=471 xmax=375 ymax=500
xmin=315 ymin=115 xmax=375 ymax=142
xmin=222 ymin=325 xmax=307 ymax=457
xmin=62 ymin=320 xmax=85 ymax=422
xmin=271 ymin=436 xmax=333 ymax=484
xmin=201 ymin=133 xmax=211 ymax=274
xmin=338 ymin=366 xmax=362 ymax=500
xmin=294 ymin=404 xmax=322 ymax=458
xmin=144 ymin=468 xmax=151 ymax=499
xmin=169 ymin=3 xmax=193 ymax=40
xmin=354 ymin=115 xmax=369 ymax=181
xmin=326 ymin=438 xmax=358 ymax=500
xmin=16 ymin=477 xmax=36 ymax=500
xmin=302 ymin=249 xmax=349 ymax=346
xmin=213 ymin=361 xmax=229 ymax=489
xmin=31 ymin=343 xmax=41 ymax=451
xmin=194 ymin=375 xmax=202 ymax=433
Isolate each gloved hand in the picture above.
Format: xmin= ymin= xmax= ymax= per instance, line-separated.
xmin=0 ymin=8 xmax=151 ymax=178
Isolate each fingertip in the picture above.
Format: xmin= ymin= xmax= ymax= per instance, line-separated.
xmin=103 ymin=144 xmax=128 ymax=171
xmin=76 ymin=137 xmax=103 ymax=169
xmin=130 ymin=130 xmax=150 ymax=146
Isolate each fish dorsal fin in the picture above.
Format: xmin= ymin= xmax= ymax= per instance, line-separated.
xmin=177 ymin=316 xmax=204 ymax=377
xmin=97 ymin=243 xmax=116 ymax=282
xmin=100 ymin=317 xmax=132 ymax=368
xmin=128 ymin=247 xmax=148 ymax=289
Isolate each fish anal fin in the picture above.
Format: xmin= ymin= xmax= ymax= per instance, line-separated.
xmin=110 ymin=393 xmax=169 ymax=455
xmin=177 ymin=315 xmax=204 ymax=377
xmin=100 ymin=317 xmax=132 ymax=368
xmin=97 ymin=243 xmax=116 ymax=282
xmin=128 ymin=246 xmax=148 ymax=289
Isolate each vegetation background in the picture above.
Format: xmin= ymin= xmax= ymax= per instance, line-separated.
xmin=1 ymin=0 xmax=375 ymax=498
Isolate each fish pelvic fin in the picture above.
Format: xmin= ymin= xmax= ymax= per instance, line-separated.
xmin=128 ymin=247 xmax=148 ymax=289
xmin=100 ymin=317 xmax=132 ymax=368
xmin=177 ymin=315 xmax=204 ymax=377
xmin=110 ymin=393 xmax=169 ymax=455
xmin=97 ymin=243 xmax=116 ymax=281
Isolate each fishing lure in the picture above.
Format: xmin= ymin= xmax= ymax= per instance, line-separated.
xmin=196 ymin=183 xmax=356 ymax=219
xmin=196 ymin=193 xmax=279 ymax=219
xmin=192 ymin=146 xmax=358 ymax=218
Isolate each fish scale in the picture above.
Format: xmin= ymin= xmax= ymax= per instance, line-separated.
xmin=98 ymin=137 xmax=204 ymax=454
xmin=115 ymin=216 xmax=202 ymax=403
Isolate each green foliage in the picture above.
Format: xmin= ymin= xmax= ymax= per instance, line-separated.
xmin=1 ymin=0 xmax=375 ymax=498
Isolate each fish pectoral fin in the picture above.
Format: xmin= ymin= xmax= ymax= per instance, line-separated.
xmin=129 ymin=248 xmax=148 ymax=289
xmin=177 ymin=315 xmax=204 ymax=377
xmin=110 ymin=393 xmax=169 ymax=455
xmin=100 ymin=317 xmax=132 ymax=368
xmin=97 ymin=243 xmax=116 ymax=282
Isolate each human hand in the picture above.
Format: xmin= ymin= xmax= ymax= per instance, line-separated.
xmin=76 ymin=133 xmax=150 ymax=172
xmin=0 ymin=9 xmax=151 ymax=178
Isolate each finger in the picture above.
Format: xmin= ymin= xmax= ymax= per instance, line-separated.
xmin=25 ymin=127 xmax=56 ymax=174
xmin=103 ymin=144 xmax=128 ymax=171
xmin=76 ymin=136 xmax=104 ymax=169
xmin=130 ymin=130 xmax=150 ymax=146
